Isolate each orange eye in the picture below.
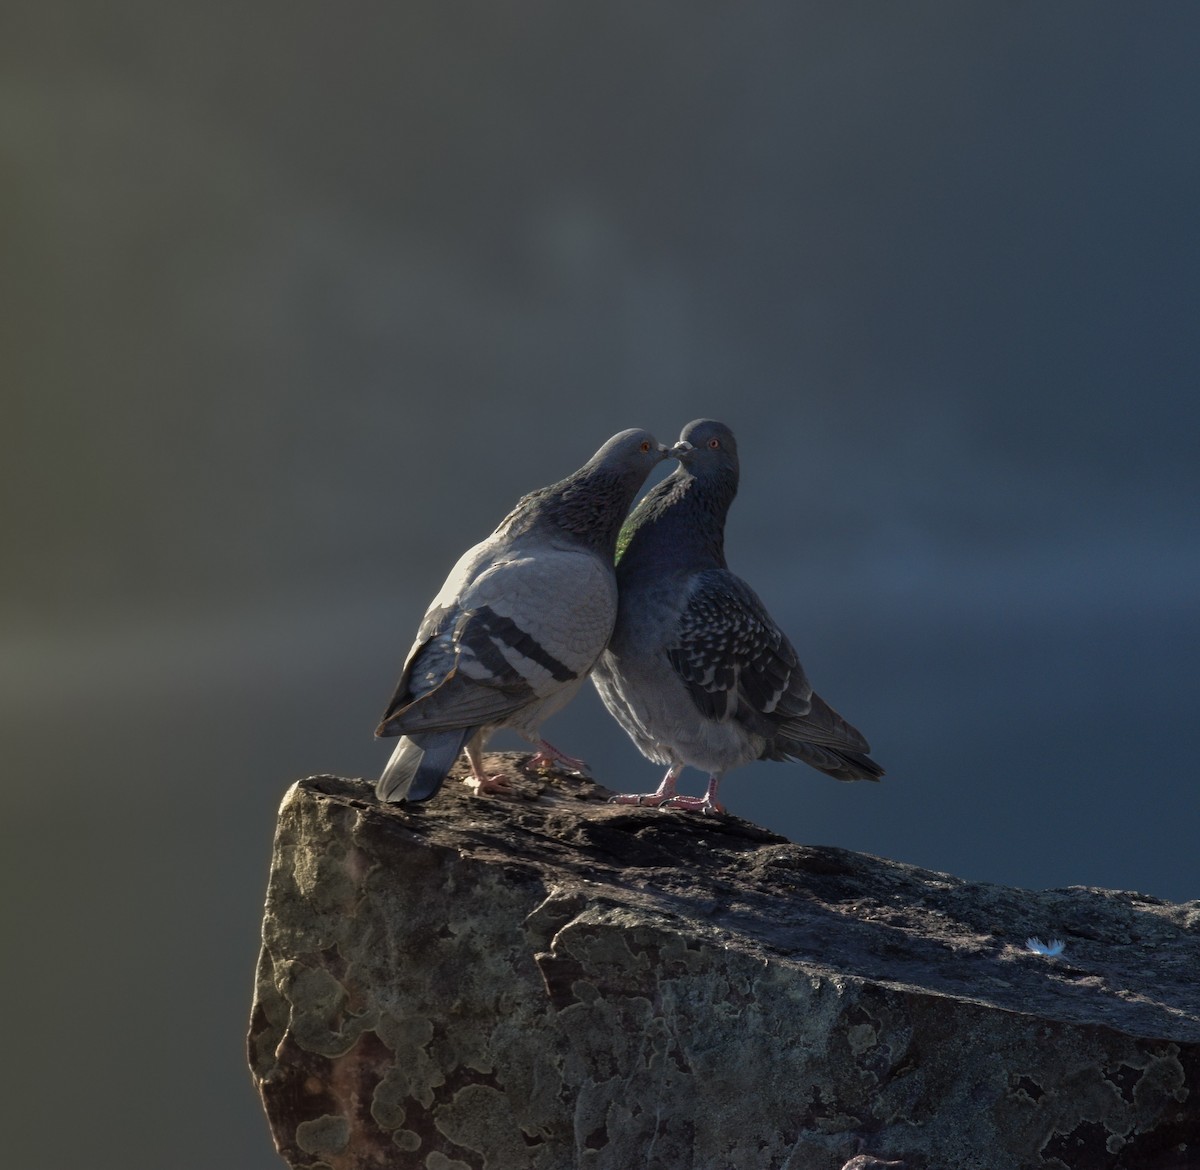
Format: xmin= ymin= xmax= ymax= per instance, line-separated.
xmin=708 ymin=437 xmax=720 ymax=449
xmin=639 ymin=440 xmax=652 ymax=453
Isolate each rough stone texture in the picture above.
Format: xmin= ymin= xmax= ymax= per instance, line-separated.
xmin=248 ymin=758 xmax=1200 ymax=1170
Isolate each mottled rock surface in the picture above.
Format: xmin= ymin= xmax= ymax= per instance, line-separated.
xmin=248 ymin=757 xmax=1200 ymax=1170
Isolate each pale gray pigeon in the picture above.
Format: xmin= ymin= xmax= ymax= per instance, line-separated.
xmin=376 ymin=428 xmax=669 ymax=803
xmin=592 ymin=418 xmax=884 ymax=815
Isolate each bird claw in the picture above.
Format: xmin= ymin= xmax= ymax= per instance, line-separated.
xmin=607 ymin=792 xmax=726 ymax=814
xmin=528 ymin=742 xmax=592 ymax=778
xmin=529 ymin=755 xmax=590 ymax=778
xmin=661 ymin=795 xmax=727 ymax=815
xmin=608 ymin=792 xmax=671 ymax=807
xmin=463 ymin=772 xmax=512 ymax=796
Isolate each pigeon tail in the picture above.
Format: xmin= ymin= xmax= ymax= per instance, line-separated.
xmin=376 ymin=728 xmax=474 ymax=803
xmin=774 ymin=737 xmax=885 ymax=782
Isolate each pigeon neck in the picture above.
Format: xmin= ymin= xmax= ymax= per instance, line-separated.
xmin=507 ymin=466 xmax=640 ymax=557
xmin=619 ymin=466 xmax=735 ymax=573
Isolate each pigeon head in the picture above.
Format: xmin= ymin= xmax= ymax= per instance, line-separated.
xmin=613 ymin=420 xmax=740 ymax=571
xmin=672 ymin=419 xmax=740 ymax=488
xmin=587 ymin=428 xmax=671 ymax=479
xmin=510 ymin=428 xmax=668 ymax=555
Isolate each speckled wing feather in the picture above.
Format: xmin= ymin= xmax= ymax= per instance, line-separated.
xmin=666 ymin=570 xmax=811 ymax=725
xmin=666 ymin=569 xmax=873 ymax=756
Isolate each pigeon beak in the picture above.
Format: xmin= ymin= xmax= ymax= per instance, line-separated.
xmin=669 ymin=441 xmax=694 ymax=460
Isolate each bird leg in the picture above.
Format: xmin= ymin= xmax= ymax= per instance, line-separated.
xmin=608 ymin=763 xmax=686 ymax=808
xmin=661 ymin=773 xmax=727 ymax=816
xmin=528 ymin=738 xmax=591 ymax=777
xmin=462 ymin=732 xmax=511 ymax=795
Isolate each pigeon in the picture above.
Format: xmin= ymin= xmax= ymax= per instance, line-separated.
xmin=592 ymin=418 xmax=883 ymax=815
xmin=375 ymin=428 xmax=669 ymax=803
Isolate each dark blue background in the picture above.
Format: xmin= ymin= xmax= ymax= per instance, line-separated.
xmin=4 ymin=5 xmax=1197 ymax=1167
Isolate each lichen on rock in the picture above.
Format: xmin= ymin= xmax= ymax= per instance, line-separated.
xmin=248 ymin=757 xmax=1200 ymax=1170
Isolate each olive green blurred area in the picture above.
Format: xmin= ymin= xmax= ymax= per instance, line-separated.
xmin=3 ymin=4 xmax=1198 ymax=1168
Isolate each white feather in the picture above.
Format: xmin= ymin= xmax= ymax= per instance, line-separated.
xmin=1025 ymin=936 xmax=1066 ymax=957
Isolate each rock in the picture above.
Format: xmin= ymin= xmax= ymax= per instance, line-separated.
xmin=247 ymin=757 xmax=1200 ymax=1170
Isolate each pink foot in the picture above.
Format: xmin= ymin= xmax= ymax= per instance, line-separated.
xmin=661 ymin=794 xmax=726 ymax=816
xmin=528 ymin=740 xmax=590 ymax=776
xmin=609 ymin=791 xmax=675 ymax=808
xmin=607 ymin=764 xmax=688 ymax=809
xmin=620 ymin=771 xmax=725 ymax=815
xmin=463 ymin=772 xmax=512 ymax=796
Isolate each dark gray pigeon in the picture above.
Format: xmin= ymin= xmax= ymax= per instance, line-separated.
xmin=592 ymin=418 xmax=883 ymax=815
xmin=376 ymin=428 xmax=669 ymax=803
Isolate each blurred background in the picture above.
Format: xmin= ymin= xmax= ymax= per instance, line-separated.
xmin=3 ymin=3 xmax=1198 ymax=1167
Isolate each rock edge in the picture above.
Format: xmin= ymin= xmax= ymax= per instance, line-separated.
xmin=248 ymin=757 xmax=1199 ymax=1170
